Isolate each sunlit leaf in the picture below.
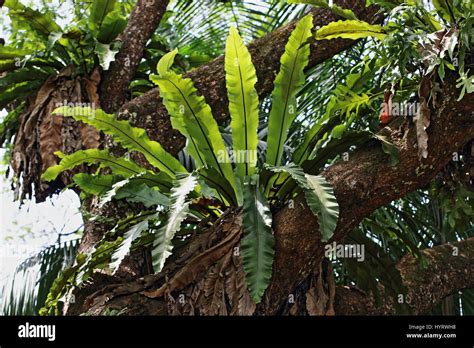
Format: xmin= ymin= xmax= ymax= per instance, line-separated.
xmin=315 ymin=20 xmax=386 ymax=41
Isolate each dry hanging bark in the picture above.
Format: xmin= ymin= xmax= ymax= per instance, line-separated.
xmin=11 ymin=66 xmax=101 ymax=201
xmin=100 ymin=0 xmax=171 ymax=112
xmin=80 ymin=67 xmax=101 ymax=149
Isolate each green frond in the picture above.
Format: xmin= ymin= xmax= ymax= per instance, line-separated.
xmin=41 ymin=149 xmax=144 ymax=181
xmin=152 ymin=172 xmax=198 ymax=273
xmin=241 ymin=174 xmax=275 ymax=303
xmin=110 ymin=218 xmax=154 ymax=273
xmin=151 ymin=52 xmax=236 ymax=194
xmin=54 ymin=106 xmax=186 ymax=177
xmin=315 ymin=20 xmax=386 ymax=41
xmin=266 ymin=14 xmax=313 ymax=166
xmin=225 ymin=26 xmax=259 ymax=179
xmin=266 ymin=163 xmax=339 ymax=241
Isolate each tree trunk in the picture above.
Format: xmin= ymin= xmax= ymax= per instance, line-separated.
xmin=66 ymin=70 xmax=474 ymax=315
xmin=54 ymin=0 xmax=474 ymax=315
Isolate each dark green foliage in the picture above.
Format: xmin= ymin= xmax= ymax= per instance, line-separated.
xmin=0 ymin=239 xmax=79 ymax=315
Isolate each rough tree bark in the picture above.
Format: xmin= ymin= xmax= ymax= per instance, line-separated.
xmin=68 ymin=73 xmax=473 ymax=316
xmin=335 ymin=237 xmax=474 ymax=315
xmin=66 ymin=0 xmax=474 ymax=316
xmin=260 ymin=74 xmax=474 ymax=314
xmin=100 ymin=0 xmax=170 ymax=113
xmin=79 ymin=0 xmax=171 ymax=257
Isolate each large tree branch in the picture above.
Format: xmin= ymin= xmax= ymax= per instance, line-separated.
xmin=100 ymin=0 xmax=170 ymax=112
xmin=259 ymin=74 xmax=474 ymax=314
xmin=116 ymin=0 xmax=382 ymax=155
xmin=334 ymin=237 xmax=474 ymax=315
xmin=70 ymin=1 xmax=474 ymax=315
xmin=72 ymin=75 xmax=474 ymax=316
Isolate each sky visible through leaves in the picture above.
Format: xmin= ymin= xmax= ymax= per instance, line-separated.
xmin=0 ymin=0 xmax=82 ymax=280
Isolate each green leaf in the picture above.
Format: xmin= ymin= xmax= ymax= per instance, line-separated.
xmin=315 ymin=20 xmax=386 ymax=41
xmin=265 ymin=163 xmax=339 ymax=241
xmin=292 ymin=112 xmax=338 ymax=165
xmin=241 ymin=175 xmax=275 ymax=303
xmin=225 ymin=26 xmax=259 ymax=179
xmin=456 ymin=70 xmax=474 ymax=101
xmin=199 ymin=167 xmax=239 ymax=205
xmin=266 ymin=14 xmax=313 ymax=166
xmin=432 ymin=0 xmax=458 ymax=23
xmin=5 ymin=0 xmax=61 ymax=37
xmin=73 ymin=173 xmax=122 ymax=196
xmin=94 ymin=41 xmax=120 ymax=70
xmin=152 ymin=173 xmax=198 ymax=273
xmin=118 ymin=184 xmax=169 ymax=207
xmin=102 ymin=179 xmax=169 ymax=208
xmin=293 ymin=61 xmax=376 ymax=165
xmin=89 ymin=0 xmax=117 ymax=33
xmin=110 ymin=218 xmax=153 ymax=273
xmin=304 ymin=174 xmax=339 ymax=241
xmin=96 ymin=9 xmax=127 ymax=44
xmin=331 ymin=124 xmax=346 ymax=139
xmin=41 ymin=149 xmax=144 ymax=182
xmin=0 ymin=81 xmax=41 ymax=108
xmin=265 ymin=163 xmax=311 ymax=189
xmin=288 ymin=0 xmax=357 ymax=20
xmin=0 ymin=46 xmax=33 ymax=59
xmin=302 ymin=130 xmax=374 ymax=174
xmin=46 ymin=31 xmax=63 ymax=51
xmin=151 ymin=52 xmax=236 ymax=193
xmin=157 ymin=49 xmax=178 ymax=76
xmin=120 ymin=171 xmax=174 ymax=193
xmin=374 ymin=134 xmax=400 ymax=167
xmin=54 ymin=106 xmax=186 ymax=177
xmin=76 ymin=238 xmax=123 ymax=285
xmin=95 ymin=172 xmax=174 ymax=207
xmin=0 ymin=59 xmax=18 ymax=73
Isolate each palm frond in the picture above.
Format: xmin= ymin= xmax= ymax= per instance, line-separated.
xmin=0 ymin=239 xmax=79 ymax=315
